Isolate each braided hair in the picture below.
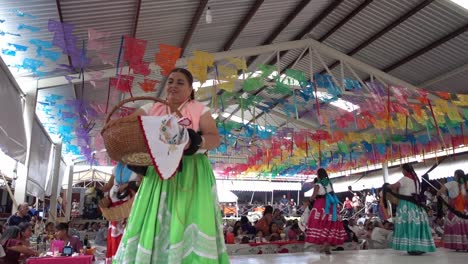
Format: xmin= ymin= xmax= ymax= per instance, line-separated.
xmin=402 ymin=163 xmax=420 ymax=193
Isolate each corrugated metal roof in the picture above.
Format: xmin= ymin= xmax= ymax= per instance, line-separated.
xmin=0 ymin=0 xmax=68 ymax=76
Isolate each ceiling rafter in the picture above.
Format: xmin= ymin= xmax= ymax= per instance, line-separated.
xmin=245 ymin=0 xmax=313 ymax=66
xmin=382 ymin=23 xmax=468 ymax=73
xmin=130 ymin=0 xmax=143 ymax=38
xmin=320 ymin=0 xmax=435 ymax=74
xmin=247 ymin=0 xmax=436 ymax=126
xmin=180 ymin=0 xmax=209 ymax=57
xmin=224 ymin=0 xmax=344 ymax=122
xmin=222 ymin=0 xmax=264 ymax=51
xmin=55 ymin=0 xmax=73 ymax=69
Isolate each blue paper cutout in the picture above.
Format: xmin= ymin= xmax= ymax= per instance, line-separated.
xmin=0 ymin=30 xmax=21 ymax=37
xmin=8 ymin=43 xmax=28 ymax=51
xmin=29 ymin=39 xmax=53 ymax=48
xmin=9 ymin=9 xmax=37 ymax=19
xmin=18 ymin=24 xmax=40 ymax=32
xmin=36 ymin=47 xmax=61 ymax=61
xmin=15 ymin=58 xmax=44 ymax=72
xmin=2 ymin=49 xmax=16 ymax=56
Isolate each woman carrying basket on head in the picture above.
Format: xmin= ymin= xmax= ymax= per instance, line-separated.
xmin=113 ymin=68 xmax=229 ymax=263
xmin=100 ymin=162 xmax=142 ymax=263
xmin=385 ymin=163 xmax=435 ymax=255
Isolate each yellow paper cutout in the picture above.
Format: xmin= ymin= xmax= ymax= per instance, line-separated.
xmin=187 ymin=51 xmax=214 ymax=83
xmin=217 ymin=65 xmax=237 ymax=92
xmin=452 ymin=94 xmax=468 ymax=106
xmin=227 ymin=57 xmax=247 ymax=70
xmin=447 ymin=107 xmax=462 ymax=122
xmin=434 ymin=99 xmax=449 ymax=113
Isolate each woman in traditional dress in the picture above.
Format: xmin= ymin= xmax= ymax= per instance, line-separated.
xmin=387 ymin=163 xmax=436 ymax=255
xmin=113 ymin=68 xmax=229 ymax=263
xmin=305 ymin=168 xmax=346 ymax=254
xmin=437 ymin=169 xmax=468 ymax=251
xmin=101 ymin=162 xmax=141 ymax=263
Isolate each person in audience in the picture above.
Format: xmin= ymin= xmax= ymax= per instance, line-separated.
xmin=433 ymin=216 xmax=444 ymax=238
xmin=94 ymin=222 xmax=108 ymax=246
xmin=6 ymin=204 xmax=31 ymax=227
xmin=347 ymin=218 xmax=367 ymax=239
xmin=254 ymin=230 xmax=267 ymax=243
xmin=271 ymin=209 xmax=286 ymax=228
xmin=305 ymin=168 xmax=346 ymax=254
xmin=233 ymin=226 xmax=245 ymax=244
xmin=344 ymin=197 xmax=353 ymax=218
xmin=255 ymin=205 xmax=273 ymax=236
xmin=342 ymin=220 xmax=358 ymax=243
xmin=352 ymin=193 xmax=361 ymax=213
xmin=279 ymin=195 xmax=289 ymax=215
xmin=44 ymin=222 xmax=55 ymax=241
xmin=370 ymin=221 xmax=393 ymax=249
xmin=268 ymin=222 xmax=281 ymax=241
xmin=437 ymin=169 xmax=468 ymax=251
xmin=17 ymin=222 xmax=32 ymax=247
xmin=387 ymin=163 xmax=435 ymax=255
xmin=287 ymin=223 xmax=302 ymax=241
xmin=54 ymin=223 xmax=82 ymax=254
xmin=34 ymin=217 xmax=45 ymax=236
xmin=357 ymin=214 xmax=366 ymax=226
xmin=0 ymin=226 xmax=37 ymax=263
xmin=240 ymin=216 xmax=255 ymax=235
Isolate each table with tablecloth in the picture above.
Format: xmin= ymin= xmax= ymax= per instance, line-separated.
xmin=26 ymin=255 xmax=93 ymax=264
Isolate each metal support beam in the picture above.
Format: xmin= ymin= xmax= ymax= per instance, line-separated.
xmin=223 ymin=0 xmax=264 ymax=51
xmin=180 ymin=0 xmax=209 ymax=57
xmin=49 ymin=142 xmax=62 ymax=222
xmin=65 ymin=164 xmax=74 ymax=222
xmin=382 ymin=161 xmax=389 ymax=183
xmin=418 ymin=62 xmax=468 ymax=88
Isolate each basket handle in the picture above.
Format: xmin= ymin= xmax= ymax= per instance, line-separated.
xmin=105 ymin=96 xmax=182 ymax=124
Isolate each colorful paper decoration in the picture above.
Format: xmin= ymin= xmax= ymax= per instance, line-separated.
xmin=109 ymin=75 xmax=134 ymax=93
xmin=227 ymin=57 xmax=247 ymax=70
xmin=217 ymin=65 xmax=237 ymax=92
xmin=138 ymin=79 xmax=159 ymax=92
xmin=155 ymin=44 xmax=182 ymax=76
xmin=123 ymin=36 xmax=147 ymax=67
xmin=187 ymin=51 xmax=214 ymax=83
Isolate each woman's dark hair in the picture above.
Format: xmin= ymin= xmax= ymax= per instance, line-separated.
xmin=0 ymin=226 xmax=20 ymax=244
xmin=402 ymin=163 xmax=420 ymax=192
xmin=263 ymin=205 xmax=273 ymax=215
xmin=168 ymin=68 xmax=195 ymax=100
xmin=18 ymin=222 xmax=31 ymax=235
xmin=240 ymin=216 xmax=249 ymax=224
xmin=454 ymin=169 xmax=465 ymax=184
xmin=45 ymin=222 xmax=54 ymax=229
xmin=317 ymin=168 xmax=328 ymax=180
xmin=55 ymin=222 xmax=69 ymax=231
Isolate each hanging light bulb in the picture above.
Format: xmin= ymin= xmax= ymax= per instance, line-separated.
xmin=206 ymin=6 xmax=212 ymax=24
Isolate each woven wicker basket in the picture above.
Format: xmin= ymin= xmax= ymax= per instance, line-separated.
xmin=101 ymin=96 xmax=181 ymax=166
xmin=99 ymin=195 xmax=135 ymax=221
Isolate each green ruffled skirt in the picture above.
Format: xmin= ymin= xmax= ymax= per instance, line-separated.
xmin=390 ymin=200 xmax=436 ymax=253
xmin=113 ymin=154 xmax=230 ymax=263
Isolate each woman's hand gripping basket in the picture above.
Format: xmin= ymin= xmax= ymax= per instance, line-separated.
xmin=101 ymin=96 xmax=180 ymax=166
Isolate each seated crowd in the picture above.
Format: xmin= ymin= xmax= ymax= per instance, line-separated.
xmin=0 ymin=202 xmax=108 ymax=263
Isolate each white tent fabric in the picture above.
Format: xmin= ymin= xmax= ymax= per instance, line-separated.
xmin=26 ymin=118 xmax=53 ymax=198
xmin=216 ymin=186 xmax=238 ymax=203
xmin=216 ymin=180 xmax=301 ymax=192
xmin=0 ymin=58 xmax=26 ymax=163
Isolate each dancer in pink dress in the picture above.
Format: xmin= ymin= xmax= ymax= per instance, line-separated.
xmin=305 ymin=168 xmax=346 ymax=254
